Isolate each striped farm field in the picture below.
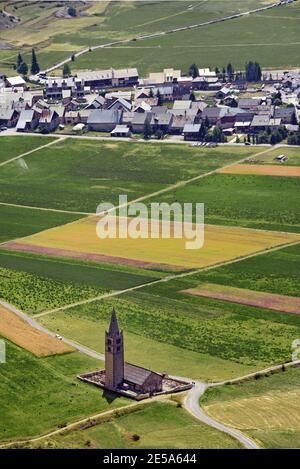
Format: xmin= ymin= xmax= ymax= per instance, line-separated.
xmin=0 ymin=304 xmax=73 ymax=356
xmin=217 ymin=164 xmax=300 ymax=177
xmin=2 ymin=216 xmax=300 ymax=271
xmin=182 ymin=283 xmax=300 ymax=315
xmin=202 ymin=367 xmax=300 ymax=448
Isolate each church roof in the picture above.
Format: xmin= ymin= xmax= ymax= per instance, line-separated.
xmin=108 ymin=308 xmax=121 ymax=335
xmin=124 ymin=362 xmax=162 ymax=386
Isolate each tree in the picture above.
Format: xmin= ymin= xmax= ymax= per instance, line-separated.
xmin=226 ymin=63 xmax=234 ymax=81
xmin=156 ymin=89 xmax=163 ymax=106
xmin=189 ymin=63 xmax=199 ymax=79
xmin=143 ymin=116 xmax=152 ymax=140
xmin=245 ymin=61 xmax=262 ymax=82
xmin=63 ymin=64 xmax=71 ymax=77
xmin=68 ymin=6 xmax=77 ymax=17
xmin=190 ymin=91 xmax=196 ymax=102
xmin=71 ymin=54 xmax=75 ymax=62
xmin=17 ymin=52 xmax=23 ymax=68
xmin=17 ymin=61 xmax=28 ymax=75
xmin=31 ymin=48 xmax=40 ymax=75
xmin=215 ymin=66 xmax=220 ymax=77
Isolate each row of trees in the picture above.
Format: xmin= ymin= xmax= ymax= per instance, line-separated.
xmin=189 ymin=61 xmax=262 ymax=82
xmin=238 ymin=126 xmax=288 ymax=145
xmin=15 ymin=49 xmax=40 ymax=76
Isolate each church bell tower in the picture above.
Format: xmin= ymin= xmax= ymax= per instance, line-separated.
xmin=105 ymin=308 xmax=124 ymax=390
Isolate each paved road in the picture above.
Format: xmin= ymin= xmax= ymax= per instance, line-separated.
xmin=184 ymin=381 xmax=259 ymax=449
xmin=38 ymin=1 xmax=284 ymax=75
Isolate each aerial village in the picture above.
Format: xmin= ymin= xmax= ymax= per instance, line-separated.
xmin=0 ymin=60 xmax=300 ymax=145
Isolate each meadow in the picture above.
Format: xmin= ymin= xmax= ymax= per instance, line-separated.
xmin=69 ymin=2 xmax=300 ymax=74
xmin=0 ymin=138 xmax=256 ymax=212
xmin=0 ymin=338 xmax=127 ymax=442
xmin=201 ymin=366 xmax=300 ymax=449
xmin=0 ymin=204 xmax=81 ymax=243
xmin=0 ymin=250 xmax=156 ymax=314
xmin=248 ymin=147 xmax=300 ymax=167
xmin=12 ymin=215 xmax=300 ymax=270
xmin=195 ymin=242 xmax=300 ymax=298
xmin=23 ymin=401 xmax=241 ymax=449
xmin=38 ymin=260 xmax=300 ymax=380
xmin=0 ymin=136 xmax=53 ymax=164
xmin=148 ymin=173 xmax=300 ymax=232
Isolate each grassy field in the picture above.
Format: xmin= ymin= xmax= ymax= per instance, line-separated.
xmin=0 ymin=338 xmax=127 ymax=442
xmin=0 ymin=250 xmax=156 ymax=314
xmin=0 ymin=304 xmax=73 ymax=356
xmin=201 ymin=366 xmax=300 ymax=449
xmin=195 ymin=242 xmax=300 ymax=298
xmin=148 ymin=173 xmax=300 ymax=232
xmin=23 ymin=401 xmax=242 ymax=449
xmin=0 ymin=138 xmax=257 ymax=212
xmin=69 ymin=2 xmax=300 ymax=74
xmin=13 ymin=215 xmax=300 ymax=270
xmin=37 ymin=254 xmax=300 ymax=380
xmin=248 ymin=147 xmax=300 ymax=167
xmin=0 ymin=204 xmax=82 ymax=243
xmin=0 ymin=136 xmax=54 ymax=164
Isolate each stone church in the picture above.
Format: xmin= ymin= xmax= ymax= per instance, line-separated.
xmin=105 ymin=308 xmax=163 ymax=394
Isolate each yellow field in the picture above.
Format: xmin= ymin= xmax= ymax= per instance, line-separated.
xmin=218 ymin=164 xmax=300 ymax=177
xmin=0 ymin=305 xmax=74 ymax=357
xmin=204 ymin=389 xmax=300 ymax=431
xmin=10 ymin=216 xmax=300 ymax=270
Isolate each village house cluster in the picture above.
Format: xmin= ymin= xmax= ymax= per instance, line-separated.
xmin=0 ymin=66 xmax=299 ymax=143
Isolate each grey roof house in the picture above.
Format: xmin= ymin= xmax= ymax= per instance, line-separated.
xmin=87 ymin=109 xmax=123 ymax=132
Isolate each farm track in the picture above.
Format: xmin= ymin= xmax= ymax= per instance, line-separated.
xmin=40 ymin=1 xmax=284 ymax=75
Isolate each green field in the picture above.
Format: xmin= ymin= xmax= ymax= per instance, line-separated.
xmin=37 ymin=246 xmax=300 ymax=381
xmin=0 ymin=338 xmax=127 ymax=442
xmin=196 ymin=243 xmax=300 ymax=298
xmin=23 ymin=401 xmax=242 ymax=449
xmin=0 ymin=138 xmax=256 ymax=212
xmin=0 ymin=136 xmax=53 ymax=164
xmin=250 ymin=147 xmax=300 ymax=167
xmin=148 ymin=173 xmax=300 ymax=232
xmin=0 ymin=204 xmax=82 ymax=243
xmin=70 ymin=2 xmax=300 ymax=74
xmin=201 ymin=366 xmax=300 ymax=449
xmin=0 ymin=250 xmax=156 ymax=314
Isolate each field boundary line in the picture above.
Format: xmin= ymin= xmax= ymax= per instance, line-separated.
xmin=0 ymin=201 xmax=92 ymax=216
xmin=0 ymin=137 xmax=66 ymax=168
xmin=34 ymin=238 xmax=300 ymax=317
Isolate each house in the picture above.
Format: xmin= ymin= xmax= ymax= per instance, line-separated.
xmin=152 ymin=86 xmax=174 ymax=102
xmin=0 ymin=108 xmax=19 ymax=127
xmin=77 ymin=68 xmax=138 ymax=89
xmin=202 ymin=107 xmax=224 ymax=126
xmin=78 ymin=109 xmax=91 ymax=124
xmin=250 ymin=115 xmax=271 ymax=132
xmin=183 ymin=123 xmax=201 ymax=141
xmin=238 ymin=98 xmax=262 ymax=110
xmin=5 ymin=75 xmax=26 ymax=89
xmin=273 ymin=107 xmax=297 ymax=125
xmin=106 ymin=97 xmax=132 ymax=112
xmin=16 ymin=110 xmax=39 ymax=132
xmin=111 ymin=125 xmax=131 ymax=137
xmin=151 ymin=112 xmax=173 ymax=133
xmin=131 ymin=112 xmax=152 ymax=133
xmin=173 ymin=100 xmax=192 ymax=110
xmin=87 ymin=109 xmax=122 ymax=132
xmin=141 ymin=68 xmax=181 ymax=86
xmin=133 ymin=101 xmax=152 ymax=113
xmin=169 ymin=114 xmax=195 ymax=134
xmin=85 ymin=94 xmax=106 ymax=109
xmin=234 ymin=113 xmax=254 ymax=133
xmin=216 ymin=87 xmax=232 ymax=100
xmin=38 ymin=109 xmax=60 ymax=132
xmin=49 ymin=105 xmax=65 ymax=124
xmin=44 ymin=77 xmax=84 ymax=99
xmin=64 ymin=110 xmax=80 ymax=125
